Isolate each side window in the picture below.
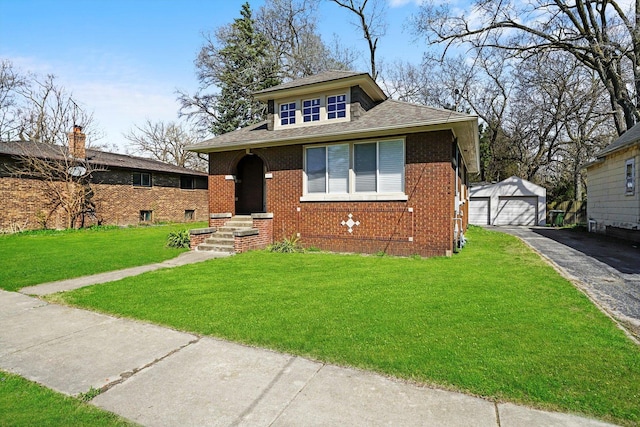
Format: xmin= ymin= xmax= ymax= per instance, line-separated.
xmin=626 ymin=158 xmax=635 ymax=195
xmin=133 ymin=172 xmax=151 ymax=187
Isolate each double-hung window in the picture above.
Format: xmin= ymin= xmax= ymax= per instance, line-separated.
xmin=304 ymin=139 xmax=405 ymax=200
xmin=626 ymin=158 xmax=635 ymax=195
xmin=327 ymin=95 xmax=346 ymax=119
xmin=303 ymin=98 xmax=321 ymax=122
xmin=280 ymin=102 xmax=296 ymax=125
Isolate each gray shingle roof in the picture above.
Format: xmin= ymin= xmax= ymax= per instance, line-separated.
xmin=0 ymin=141 xmax=206 ymax=176
xmin=254 ymin=71 xmax=367 ymax=95
xmin=188 ymin=99 xmax=477 ymax=152
xmin=596 ymin=122 xmax=640 ymax=157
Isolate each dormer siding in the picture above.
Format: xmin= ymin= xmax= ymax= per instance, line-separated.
xmin=267 ymin=100 xmax=275 ymax=131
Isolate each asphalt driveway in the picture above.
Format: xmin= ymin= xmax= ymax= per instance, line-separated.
xmin=494 ymin=226 xmax=640 ymax=339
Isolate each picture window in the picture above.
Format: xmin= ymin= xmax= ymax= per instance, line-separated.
xmin=305 ymin=139 xmax=404 ymax=195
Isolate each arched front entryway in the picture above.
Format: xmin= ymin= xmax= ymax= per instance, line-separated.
xmin=235 ymin=154 xmax=265 ymax=214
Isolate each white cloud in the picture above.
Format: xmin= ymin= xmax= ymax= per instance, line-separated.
xmin=4 ymin=53 xmax=192 ymax=153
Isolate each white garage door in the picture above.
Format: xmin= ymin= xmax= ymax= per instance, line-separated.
xmin=469 ymin=197 xmax=490 ymax=225
xmin=495 ymin=197 xmax=537 ymax=226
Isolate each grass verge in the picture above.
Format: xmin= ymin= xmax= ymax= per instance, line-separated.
xmin=0 ymin=370 xmax=134 ymax=426
xmin=54 ymin=227 xmax=640 ymax=425
xmin=0 ymin=223 xmax=205 ymax=291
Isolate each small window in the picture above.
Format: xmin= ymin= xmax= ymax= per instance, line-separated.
xmin=140 ymin=210 xmax=152 ymax=222
xmin=327 ymin=95 xmax=346 ymax=120
xmin=303 ymin=98 xmax=320 ymax=122
xmin=626 ymin=158 xmax=635 ymax=195
xmin=185 ymin=209 xmax=195 ymax=221
xmin=133 ymin=172 xmax=151 ymax=187
xmin=280 ymin=102 xmax=296 ymax=125
xmin=180 ymin=176 xmax=195 ymax=189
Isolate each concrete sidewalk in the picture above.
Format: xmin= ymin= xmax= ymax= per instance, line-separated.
xmin=0 ymin=291 xmax=615 ymax=426
xmin=19 ymin=250 xmax=231 ymax=296
xmin=1 ymin=250 xmax=619 ymax=426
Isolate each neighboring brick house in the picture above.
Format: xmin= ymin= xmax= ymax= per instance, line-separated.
xmin=188 ymin=71 xmax=479 ymax=257
xmin=585 ymin=123 xmax=640 ymax=243
xmin=0 ymin=128 xmax=208 ymax=231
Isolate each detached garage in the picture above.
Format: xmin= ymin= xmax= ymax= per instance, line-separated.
xmin=469 ymin=176 xmax=546 ymax=226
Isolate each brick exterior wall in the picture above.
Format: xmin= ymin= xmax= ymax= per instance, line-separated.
xmin=207 ymin=130 xmax=464 ymax=257
xmin=0 ymin=165 xmax=208 ymax=231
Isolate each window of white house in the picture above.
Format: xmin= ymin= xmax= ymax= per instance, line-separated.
xmin=327 ymin=95 xmax=346 ymax=119
xmin=133 ymin=172 xmax=151 ymax=187
xmin=303 ymin=98 xmax=321 ymax=122
xmin=304 ymin=139 xmax=404 ymax=198
xmin=280 ymin=102 xmax=296 ymax=125
xmin=626 ymin=158 xmax=635 ymax=195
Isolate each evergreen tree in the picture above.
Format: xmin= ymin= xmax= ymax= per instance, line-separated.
xmin=178 ymin=3 xmax=281 ymax=135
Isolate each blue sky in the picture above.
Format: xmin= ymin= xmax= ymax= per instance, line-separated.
xmin=0 ymin=0 xmax=428 ymax=152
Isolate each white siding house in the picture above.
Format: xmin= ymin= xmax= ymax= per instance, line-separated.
xmin=469 ymin=176 xmax=547 ymax=226
xmin=586 ymin=124 xmax=640 ymax=242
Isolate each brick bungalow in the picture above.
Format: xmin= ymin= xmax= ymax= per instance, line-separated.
xmin=0 ymin=128 xmax=208 ymax=231
xmin=187 ymin=71 xmax=479 ymax=257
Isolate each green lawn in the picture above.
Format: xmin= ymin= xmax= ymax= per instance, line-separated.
xmin=0 ymin=371 xmax=135 ymax=427
xmin=0 ymin=223 xmax=205 ymax=292
xmin=53 ymin=227 xmax=640 ymax=426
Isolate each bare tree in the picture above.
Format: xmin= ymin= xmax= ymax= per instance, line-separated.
xmin=124 ymin=120 xmax=208 ymax=171
xmin=0 ymin=59 xmax=100 ymax=146
xmin=257 ymin=0 xmax=357 ymax=79
xmin=414 ymin=0 xmax=640 ymax=135
xmin=330 ymin=0 xmax=387 ymax=79
xmin=8 ymin=140 xmax=106 ymax=229
xmin=0 ymin=59 xmax=27 ymax=141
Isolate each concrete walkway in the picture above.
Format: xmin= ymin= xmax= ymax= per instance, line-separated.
xmin=1 ymin=251 xmax=619 ymax=426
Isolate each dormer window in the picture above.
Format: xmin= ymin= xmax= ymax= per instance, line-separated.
xmin=280 ymin=102 xmax=296 ymax=125
xmin=327 ymin=95 xmax=347 ymax=119
xmin=303 ymin=98 xmax=321 ymax=122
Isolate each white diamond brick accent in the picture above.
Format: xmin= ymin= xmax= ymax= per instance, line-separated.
xmin=341 ymin=213 xmax=360 ymax=233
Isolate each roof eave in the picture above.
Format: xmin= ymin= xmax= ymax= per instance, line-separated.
xmin=254 ymin=74 xmax=387 ymax=103
xmin=187 ymin=117 xmax=480 ymax=173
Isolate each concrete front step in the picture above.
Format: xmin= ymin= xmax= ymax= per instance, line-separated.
xmin=222 ymin=222 xmax=254 ymax=229
xmin=217 ymin=226 xmax=253 ymax=233
xmin=195 ymin=216 xmax=257 ymax=253
xmin=197 ymin=243 xmax=235 ymax=253
xmin=205 ymin=237 xmax=234 ymax=245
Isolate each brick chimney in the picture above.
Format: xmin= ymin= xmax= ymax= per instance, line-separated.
xmin=68 ymin=125 xmax=86 ymax=158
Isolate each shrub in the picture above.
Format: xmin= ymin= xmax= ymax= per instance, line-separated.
xmin=166 ymin=230 xmax=190 ymax=248
xmin=268 ymin=234 xmax=303 ymax=253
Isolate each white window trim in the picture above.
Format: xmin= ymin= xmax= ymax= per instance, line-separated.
xmin=625 ymin=158 xmax=635 ymax=195
xmin=301 ymin=137 xmax=406 ymax=202
xmin=274 ymin=91 xmax=350 ymax=130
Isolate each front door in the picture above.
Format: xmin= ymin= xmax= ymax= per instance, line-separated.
xmin=235 ymin=155 xmax=265 ymax=214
